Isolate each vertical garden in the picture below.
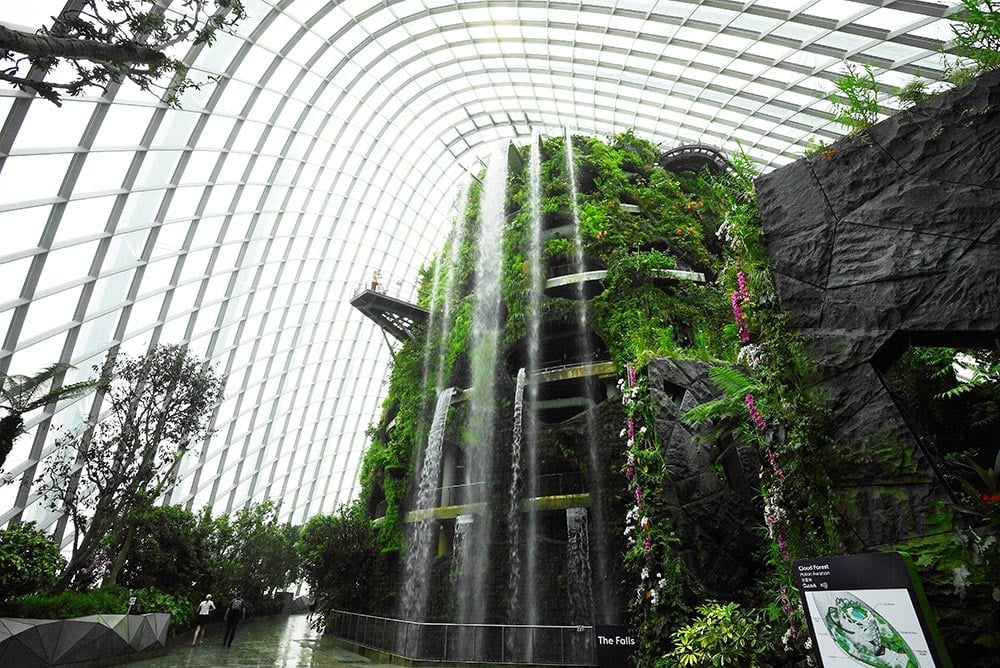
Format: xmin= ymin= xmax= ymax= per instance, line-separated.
xmin=350 ymin=119 xmax=998 ymax=665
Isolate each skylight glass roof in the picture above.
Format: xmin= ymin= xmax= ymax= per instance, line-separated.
xmin=0 ymin=0 xmax=965 ymax=537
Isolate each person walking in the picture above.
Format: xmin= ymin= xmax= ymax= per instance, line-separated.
xmin=191 ymin=594 xmax=215 ymax=645
xmin=222 ymin=594 xmax=246 ymax=647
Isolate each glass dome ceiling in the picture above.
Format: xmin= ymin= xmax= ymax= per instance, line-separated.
xmin=0 ymin=0 xmax=964 ymax=535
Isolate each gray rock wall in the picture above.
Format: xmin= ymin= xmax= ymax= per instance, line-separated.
xmin=755 ymin=69 xmax=1000 ymax=548
xmin=647 ymin=358 xmax=763 ymax=594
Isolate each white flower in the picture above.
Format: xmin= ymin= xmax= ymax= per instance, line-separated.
xmin=657 ymin=578 xmax=668 ymax=589
xmin=619 ymin=428 xmax=627 ymax=438
xmin=626 ymin=438 xmax=634 ymax=448
xmin=641 ymin=567 xmax=649 ymax=580
xmin=953 ymin=565 xmax=971 ymax=598
xmin=737 ymin=343 xmax=765 ymax=369
xmin=639 ymin=426 xmax=647 ymax=434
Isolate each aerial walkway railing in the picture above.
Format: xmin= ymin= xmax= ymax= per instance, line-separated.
xmin=327 ymin=608 xmax=596 ymax=665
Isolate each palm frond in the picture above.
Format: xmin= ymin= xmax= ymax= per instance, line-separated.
xmin=23 ymin=377 xmax=108 ymax=412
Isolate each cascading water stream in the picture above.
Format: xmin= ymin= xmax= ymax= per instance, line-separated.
xmin=566 ymin=507 xmax=595 ymax=623
xmin=455 ymin=144 xmax=508 ymax=628
xmin=506 ymin=367 xmax=526 ymax=623
xmin=399 ymin=386 xmax=456 ymax=622
xmin=523 ymin=131 xmax=545 ymax=626
xmin=398 ymin=182 xmax=471 ymax=630
xmin=565 ymin=128 xmax=609 ymax=623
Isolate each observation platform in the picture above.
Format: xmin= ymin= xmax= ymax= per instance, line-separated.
xmin=404 ymin=492 xmax=591 ymax=523
xmin=544 ymin=267 xmax=705 ymax=294
xmin=350 ymin=289 xmax=428 ymax=342
xmin=658 ymin=144 xmax=729 ymax=174
xmin=449 ymin=361 xmax=619 ymax=407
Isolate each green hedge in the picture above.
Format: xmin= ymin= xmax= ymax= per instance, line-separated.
xmin=0 ymin=586 xmax=194 ymax=628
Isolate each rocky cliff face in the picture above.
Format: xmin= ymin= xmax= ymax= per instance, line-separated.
xmin=755 ymin=69 xmax=1000 ymax=552
xmin=647 ymin=358 xmax=764 ymax=595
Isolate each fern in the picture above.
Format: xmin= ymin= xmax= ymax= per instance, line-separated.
xmin=682 ymin=397 xmax=735 ymax=427
xmin=707 ymin=365 xmax=756 ymax=398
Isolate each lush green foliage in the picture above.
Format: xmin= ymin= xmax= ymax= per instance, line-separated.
xmin=1 ymin=363 xmax=104 ymax=473
xmin=896 ymin=79 xmax=933 ymax=106
xmin=0 ymin=0 xmax=247 ymax=106
xmin=0 ymin=584 xmax=192 ymax=626
xmin=1 ymin=500 xmax=299 ymax=628
xmin=36 ymin=344 xmax=225 ymax=590
xmin=952 ymin=0 xmax=1000 ymax=71
xmin=297 ymin=501 xmax=389 ymax=623
xmin=665 ymin=602 xmax=774 ymax=667
xmin=0 ymin=522 xmax=66 ymax=601
xmin=829 ymin=62 xmax=881 ymax=132
xmin=109 ymin=503 xmax=213 ymax=595
xmin=620 ymin=370 xmax=689 ymax=658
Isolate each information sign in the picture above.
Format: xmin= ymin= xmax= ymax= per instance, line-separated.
xmin=594 ymin=625 xmax=637 ymax=667
xmin=793 ymin=552 xmax=951 ymax=668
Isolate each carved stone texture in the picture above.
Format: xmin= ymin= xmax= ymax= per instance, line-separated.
xmin=838 ymin=177 xmax=1000 ymax=242
xmin=904 ymin=242 xmax=1000 ymax=333
xmin=821 ymin=274 xmax=941 ymax=334
xmin=774 ymin=273 xmax=824 ymax=328
xmin=867 ymin=68 xmax=1000 ymax=188
xmin=807 ymin=134 xmax=910 ymax=221
xmin=756 ymin=159 xmax=836 ymax=287
xmin=755 ymin=70 xmax=1000 ymax=557
xmin=646 ymin=358 xmax=763 ymax=596
xmin=826 ymin=222 xmax=969 ymax=288
xmin=835 ymin=483 xmax=941 ymax=549
xmin=800 ymin=328 xmax=893 ymax=374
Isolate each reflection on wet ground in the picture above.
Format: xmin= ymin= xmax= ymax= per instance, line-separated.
xmin=131 ymin=613 xmax=438 ymax=667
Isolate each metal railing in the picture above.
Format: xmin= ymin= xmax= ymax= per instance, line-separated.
xmin=421 ymin=473 xmax=584 ymax=510
xmin=327 ymin=609 xmax=595 ymax=665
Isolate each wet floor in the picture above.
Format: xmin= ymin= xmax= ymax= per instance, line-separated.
xmin=131 ymin=613 xmax=430 ymax=667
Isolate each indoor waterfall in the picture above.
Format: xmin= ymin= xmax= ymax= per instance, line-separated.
xmin=565 ymin=128 xmax=608 ymax=622
xmin=454 ymin=144 xmax=508 ymax=628
xmin=566 ymin=507 xmax=595 ymax=624
xmin=399 ymin=386 xmax=456 ymax=622
xmin=506 ymin=367 xmax=526 ymax=624
xmin=523 ymin=131 xmax=545 ymax=627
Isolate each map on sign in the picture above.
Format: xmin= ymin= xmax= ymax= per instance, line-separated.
xmin=804 ymin=589 xmax=933 ymax=668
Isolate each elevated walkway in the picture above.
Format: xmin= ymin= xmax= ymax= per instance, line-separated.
xmin=659 ymin=144 xmax=729 ymax=174
xmin=404 ymin=493 xmax=591 ymax=523
xmin=544 ymin=267 xmax=704 ymax=291
xmin=350 ymin=289 xmax=429 ymax=342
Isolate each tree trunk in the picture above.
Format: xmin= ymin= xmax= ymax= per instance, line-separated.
xmin=0 ymin=25 xmax=167 ymax=66
xmin=0 ymin=414 xmax=23 ymax=470
xmin=105 ymin=521 xmax=137 ymax=587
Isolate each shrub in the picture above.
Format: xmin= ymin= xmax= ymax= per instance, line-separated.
xmin=0 ymin=521 xmax=66 ymax=601
xmin=0 ymin=587 xmax=129 ymax=619
xmin=829 ymin=62 xmax=881 ymax=132
xmin=133 ymin=587 xmax=194 ymax=627
xmin=896 ymin=79 xmax=933 ymax=106
xmin=0 ymin=585 xmax=194 ymax=627
xmin=665 ymin=601 xmax=775 ymax=667
xmin=951 ymin=0 xmax=1000 ymax=72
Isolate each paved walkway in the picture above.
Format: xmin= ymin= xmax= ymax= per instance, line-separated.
xmin=131 ymin=613 xmax=424 ymax=667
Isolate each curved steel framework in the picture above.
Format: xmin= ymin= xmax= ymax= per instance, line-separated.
xmin=0 ymin=0 xmax=967 ymax=536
